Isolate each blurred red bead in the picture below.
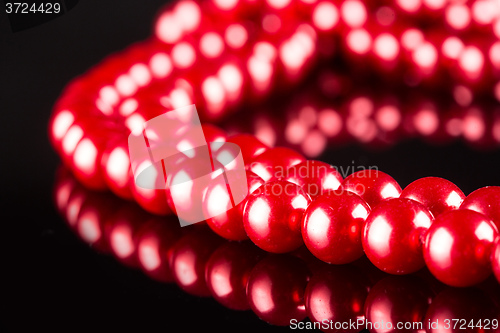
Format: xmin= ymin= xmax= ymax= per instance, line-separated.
xmin=70 ymin=132 xmax=108 ymax=190
xmin=249 ymin=147 xmax=305 ymax=181
xmin=461 ymin=186 xmax=500 ymax=230
xmin=424 ymin=209 xmax=498 ymax=287
xmin=362 ymin=198 xmax=434 ymax=275
xmin=243 ymin=180 xmax=311 ymax=253
xmin=131 ymin=180 xmax=172 ymax=216
xmin=342 ymin=170 xmax=402 ymax=208
xmin=302 ymin=190 xmax=370 ymax=264
xmin=285 ymin=160 xmax=343 ymax=199
xmin=401 ymin=176 xmax=465 ymax=217
xmin=101 ymin=136 xmax=134 ymax=200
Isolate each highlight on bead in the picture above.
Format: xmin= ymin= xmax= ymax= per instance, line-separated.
xmin=128 ymin=104 xmax=248 ymax=226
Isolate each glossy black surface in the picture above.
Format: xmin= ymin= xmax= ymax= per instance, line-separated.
xmin=3 ymin=1 xmax=500 ymax=332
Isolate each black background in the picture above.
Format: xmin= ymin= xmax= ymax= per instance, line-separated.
xmin=1 ymin=0 xmax=500 ymax=332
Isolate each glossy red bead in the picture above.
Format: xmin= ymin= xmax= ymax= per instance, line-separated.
xmin=423 ymin=209 xmax=499 ymax=287
xmin=285 ymin=160 xmax=343 ymax=199
xmin=302 ymin=190 xmax=370 ymax=264
xmin=492 ymin=239 xmax=500 ymax=283
xmin=249 ymin=147 xmax=305 ymax=181
xmin=226 ymin=133 xmax=268 ymax=165
xmin=70 ymin=131 xmax=108 ymax=190
xmin=205 ymin=171 xmax=264 ymax=240
xmin=401 ymin=177 xmax=465 ymax=217
xmin=362 ymin=198 xmax=434 ymax=275
xmin=130 ymin=180 xmax=172 ymax=216
xmin=342 ymin=170 xmax=402 ymax=208
xmin=243 ymin=180 xmax=311 ymax=253
xmin=49 ymin=108 xmax=78 ymax=152
xmin=461 ymin=186 xmax=500 ymax=230
xmin=246 ymin=255 xmax=310 ymax=326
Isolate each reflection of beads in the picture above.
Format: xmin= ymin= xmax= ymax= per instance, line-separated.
xmin=302 ymin=189 xmax=370 ymax=264
xmin=362 ymin=198 xmax=433 ymax=275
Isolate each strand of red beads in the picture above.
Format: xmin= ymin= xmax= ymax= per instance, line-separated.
xmin=54 ymin=169 xmax=500 ymax=329
xmin=49 ymin=0 xmax=500 ymax=288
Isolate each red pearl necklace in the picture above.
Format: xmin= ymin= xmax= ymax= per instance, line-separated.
xmin=49 ymin=0 xmax=500 ymax=288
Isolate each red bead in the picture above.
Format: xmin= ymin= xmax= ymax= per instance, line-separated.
xmin=205 ymin=242 xmax=265 ymax=310
xmin=423 ymin=209 xmax=499 ymax=287
xmin=101 ymin=136 xmax=134 ymax=200
xmin=243 ymin=180 xmax=311 ymax=253
xmin=205 ymin=171 xmax=264 ymax=240
xmin=461 ymin=186 xmax=500 ymax=230
xmin=130 ymin=181 xmax=172 ymax=216
xmin=226 ymin=133 xmax=268 ymax=165
xmin=246 ymin=255 xmax=310 ymax=326
xmin=492 ymin=239 xmax=500 ymax=283
xmin=342 ymin=170 xmax=402 ymax=208
xmin=49 ymin=108 xmax=78 ymax=152
xmin=285 ymin=160 xmax=343 ymax=199
xmin=248 ymin=147 xmax=305 ymax=181
xmin=305 ymin=265 xmax=369 ymax=333
xmin=302 ymin=190 xmax=370 ymax=264
xmin=362 ymin=198 xmax=434 ymax=275
xmin=70 ymin=131 xmax=107 ymax=190
xmin=400 ymin=176 xmax=465 ymax=217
